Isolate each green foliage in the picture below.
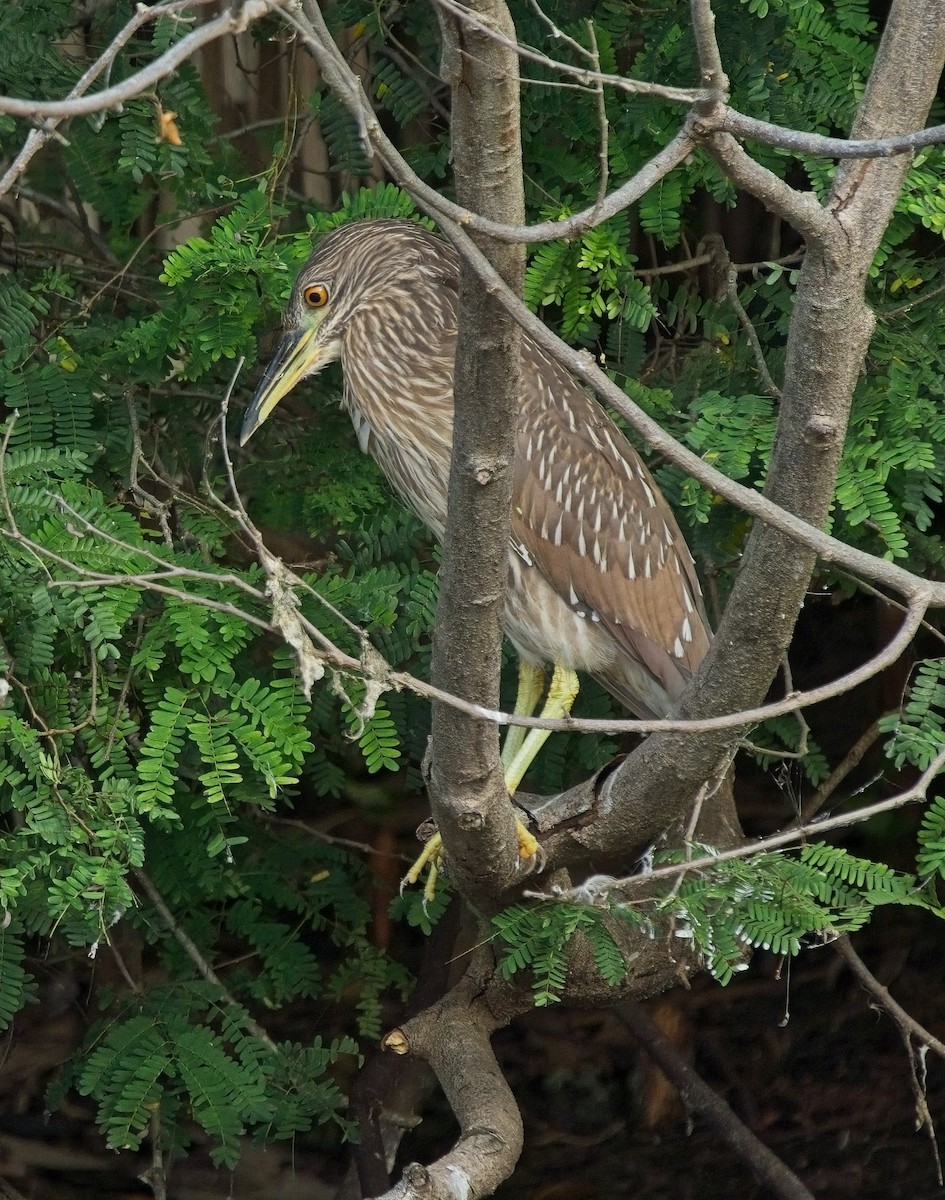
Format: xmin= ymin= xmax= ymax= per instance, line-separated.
xmin=880 ymin=659 xmax=945 ymax=771
xmin=0 ymin=105 xmax=423 ymax=1165
xmin=495 ymin=843 xmax=942 ymax=1000
xmin=0 ymin=406 xmax=416 ymax=1165
xmin=639 ymin=173 xmax=685 ymax=246
xmin=916 ymin=790 xmax=945 ymax=883
xmin=665 ymin=844 xmax=934 ymax=984
xmin=126 ymin=188 xmax=304 ymax=382
xmin=493 ymin=903 xmax=628 ymax=1005
xmin=0 ymin=931 xmax=37 ymax=1031
xmin=340 ymin=684 xmax=403 ymax=775
xmin=71 ymin=998 xmax=360 ymax=1166
xmin=524 ymin=214 xmax=658 ymax=342
xmin=374 ymin=57 xmax=430 ymax=127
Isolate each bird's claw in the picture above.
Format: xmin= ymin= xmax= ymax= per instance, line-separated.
xmin=401 ymin=817 xmax=544 ymax=907
xmin=514 ymin=816 xmax=546 ymax=876
xmin=515 ymin=818 xmax=541 ymax=862
xmin=518 ymin=842 xmax=546 ymax=877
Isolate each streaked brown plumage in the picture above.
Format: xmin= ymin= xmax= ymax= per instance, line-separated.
xmin=240 ymin=218 xmax=710 ymax=890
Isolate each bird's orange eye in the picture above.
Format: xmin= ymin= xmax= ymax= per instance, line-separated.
xmin=303 ymin=283 xmax=330 ymax=309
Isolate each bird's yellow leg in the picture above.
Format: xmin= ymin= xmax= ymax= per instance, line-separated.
xmin=401 ymin=662 xmax=572 ymax=900
xmin=501 ymin=660 xmax=546 ymax=771
xmin=402 ymin=831 xmax=443 ymax=907
xmin=502 ymin=663 xmax=579 ymax=864
xmin=503 ymin=663 xmax=580 ymax=796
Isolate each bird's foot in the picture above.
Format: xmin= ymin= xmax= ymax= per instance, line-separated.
xmin=401 ymin=827 xmax=444 ymax=909
xmin=515 ymin=817 xmax=545 ymax=873
xmin=400 ymin=816 xmax=543 ymax=906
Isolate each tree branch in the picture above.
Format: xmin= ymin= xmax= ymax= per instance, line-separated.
xmin=422 ymin=0 xmax=527 ymax=906
xmin=694 ymin=119 xmax=834 ymax=241
xmin=430 ymin=0 xmax=708 ymax=103
xmin=277 ymin=0 xmax=698 ymax=245
xmin=432 ymin=234 xmax=944 ymax=603
xmin=528 ymin=743 xmax=945 ymax=899
xmin=835 ymin=937 xmax=945 ymax=1064
xmin=801 ymin=720 xmax=885 ymax=822
xmin=279 ymin=3 xmax=945 ymax=614
xmin=0 ymin=393 xmax=936 ymax=758
xmin=583 ymin=0 xmax=945 ymax=861
xmin=689 ymin=0 xmax=729 ymax=98
xmin=0 ymin=1 xmax=277 ymax=121
xmin=620 ymin=1002 xmax=815 ymax=1200
xmin=718 ymin=108 xmax=945 ymax=159
xmin=379 ymin=974 xmax=525 ymax=1200
xmin=0 ymin=0 xmax=209 ymax=199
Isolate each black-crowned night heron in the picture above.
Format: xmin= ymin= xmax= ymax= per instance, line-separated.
xmin=241 ymin=218 xmax=710 ymax=899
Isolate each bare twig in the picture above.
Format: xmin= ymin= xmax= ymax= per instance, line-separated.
xmin=725 ymin=261 xmax=782 ymax=400
xmin=104 ymin=617 xmax=144 ymax=761
xmin=835 ymin=939 xmax=945 ymax=1187
xmin=107 ymin=938 xmax=144 ymax=998
xmin=835 ymin=937 xmax=945 ymax=1062
xmin=9 ymin=650 xmax=98 ymax=738
xmin=133 ymin=869 xmax=279 ymax=1054
xmin=902 ymin=1024 xmax=944 ymax=1188
xmin=143 ymin=1106 xmax=169 ymax=1200
xmin=718 ymin=107 xmax=945 ymax=160
xmin=689 ymin=0 xmax=730 ymax=98
xmin=0 ymin=483 xmax=932 ymax=739
xmin=431 ymin=0 xmax=707 ymax=103
xmin=285 ymin=0 xmax=698 ymax=244
xmin=261 ymin=814 xmax=414 ymax=862
xmin=0 ymin=1 xmax=277 ymax=122
xmin=0 ymin=0 xmax=205 ymax=198
xmin=126 ymin=395 xmax=175 ymax=547
xmin=525 ymin=0 xmax=595 ymax=63
xmin=585 ymin=21 xmax=609 ymax=209
xmin=636 ymin=247 xmax=805 ymax=280
xmin=211 ymin=366 xmax=369 ymax=653
xmin=14 ymin=511 xmax=932 ymax=736
xmin=739 ymin=655 xmax=809 ymax=763
xmin=801 ymin=720 xmax=885 ymax=822
xmin=693 ymin=115 xmax=836 ymax=243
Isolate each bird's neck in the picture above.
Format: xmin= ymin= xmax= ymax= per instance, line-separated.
xmin=341 ymin=333 xmax=454 ymax=539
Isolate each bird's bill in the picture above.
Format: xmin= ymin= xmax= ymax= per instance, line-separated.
xmin=240 ymin=326 xmax=326 ymax=446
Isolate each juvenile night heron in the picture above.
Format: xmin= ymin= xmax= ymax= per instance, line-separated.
xmin=241 ymin=218 xmax=710 ymax=897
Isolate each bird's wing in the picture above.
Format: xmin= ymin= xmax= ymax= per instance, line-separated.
xmin=511 ymin=343 xmax=710 ymax=703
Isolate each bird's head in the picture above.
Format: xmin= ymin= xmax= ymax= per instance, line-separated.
xmin=240 ymin=218 xmax=455 ymax=446
xmin=239 ymin=247 xmax=345 ymax=447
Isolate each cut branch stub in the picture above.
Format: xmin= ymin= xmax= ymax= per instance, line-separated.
xmin=382 ymin=1028 xmax=411 ymax=1056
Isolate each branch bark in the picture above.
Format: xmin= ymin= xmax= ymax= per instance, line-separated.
xmin=379 ymin=972 xmax=525 ymax=1200
xmin=424 ymin=0 xmax=527 ymax=904
xmin=347 ymin=4 xmax=528 ymax=1196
